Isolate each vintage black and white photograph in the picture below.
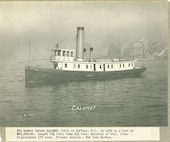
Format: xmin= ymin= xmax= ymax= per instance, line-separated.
xmin=0 ymin=0 xmax=168 ymax=127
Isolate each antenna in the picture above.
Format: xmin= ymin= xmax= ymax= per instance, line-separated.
xmin=55 ymin=43 xmax=59 ymax=49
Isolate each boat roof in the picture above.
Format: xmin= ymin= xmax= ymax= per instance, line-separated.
xmin=55 ymin=60 xmax=135 ymax=64
xmin=52 ymin=48 xmax=75 ymax=51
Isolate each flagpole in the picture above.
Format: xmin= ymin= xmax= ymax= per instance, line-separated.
xmin=29 ymin=40 xmax=31 ymax=66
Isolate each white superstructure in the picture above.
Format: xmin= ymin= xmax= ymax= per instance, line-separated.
xmin=50 ymin=27 xmax=135 ymax=72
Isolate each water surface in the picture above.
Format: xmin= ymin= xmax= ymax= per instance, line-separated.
xmin=0 ymin=60 xmax=168 ymax=126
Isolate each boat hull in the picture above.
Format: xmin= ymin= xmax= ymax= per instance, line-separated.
xmin=25 ymin=66 xmax=146 ymax=87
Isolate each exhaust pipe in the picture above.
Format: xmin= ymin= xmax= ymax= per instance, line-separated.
xmin=76 ymin=27 xmax=84 ymax=61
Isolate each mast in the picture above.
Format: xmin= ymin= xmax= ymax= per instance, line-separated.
xmin=29 ymin=40 xmax=31 ymax=66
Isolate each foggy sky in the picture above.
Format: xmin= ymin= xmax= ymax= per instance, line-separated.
xmin=0 ymin=1 xmax=168 ymax=63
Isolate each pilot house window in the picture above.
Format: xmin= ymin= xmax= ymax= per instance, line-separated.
xmin=63 ymin=51 xmax=65 ymax=56
xmin=71 ymin=52 xmax=73 ymax=57
xmin=58 ymin=50 xmax=61 ymax=56
xmin=67 ymin=51 xmax=69 ymax=56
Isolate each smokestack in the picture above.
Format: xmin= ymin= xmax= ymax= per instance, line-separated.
xmin=76 ymin=27 xmax=84 ymax=61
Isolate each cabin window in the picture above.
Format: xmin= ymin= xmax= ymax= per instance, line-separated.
xmin=65 ymin=64 xmax=67 ymax=68
xmin=78 ymin=64 xmax=80 ymax=68
xmin=120 ymin=64 xmax=121 ymax=68
xmin=123 ymin=64 xmax=125 ymax=67
xmin=58 ymin=50 xmax=61 ymax=56
xmin=86 ymin=64 xmax=88 ymax=69
xmin=107 ymin=65 xmax=109 ymax=68
xmin=111 ymin=65 xmax=113 ymax=68
xmin=73 ymin=64 xmax=76 ymax=68
xmin=128 ymin=63 xmax=130 ymax=67
xmin=67 ymin=51 xmax=69 ymax=56
xmin=99 ymin=65 xmax=102 ymax=69
xmin=71 ymin=51 xmax=73 ymax=57
xmin=63 ymin=51 xmax=65 ymax=56
xmin=131 ymin=63 xmax=133 ymax=66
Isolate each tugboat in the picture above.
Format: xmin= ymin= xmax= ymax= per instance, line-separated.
xmin=25 ymin=27 xmax=146 ymax=87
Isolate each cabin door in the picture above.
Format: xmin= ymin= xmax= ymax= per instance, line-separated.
xmin=103 ymin=64 xmax=105 ymax=71
xmin=93 ymin=64 xmax=96 ymax=71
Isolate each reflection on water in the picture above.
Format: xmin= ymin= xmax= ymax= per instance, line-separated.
xmin=0 ymin=60 xmax=168 ymax=126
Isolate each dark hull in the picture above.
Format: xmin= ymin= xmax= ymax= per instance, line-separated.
xmin=25 ymin=66 xmax=146 ymax=87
